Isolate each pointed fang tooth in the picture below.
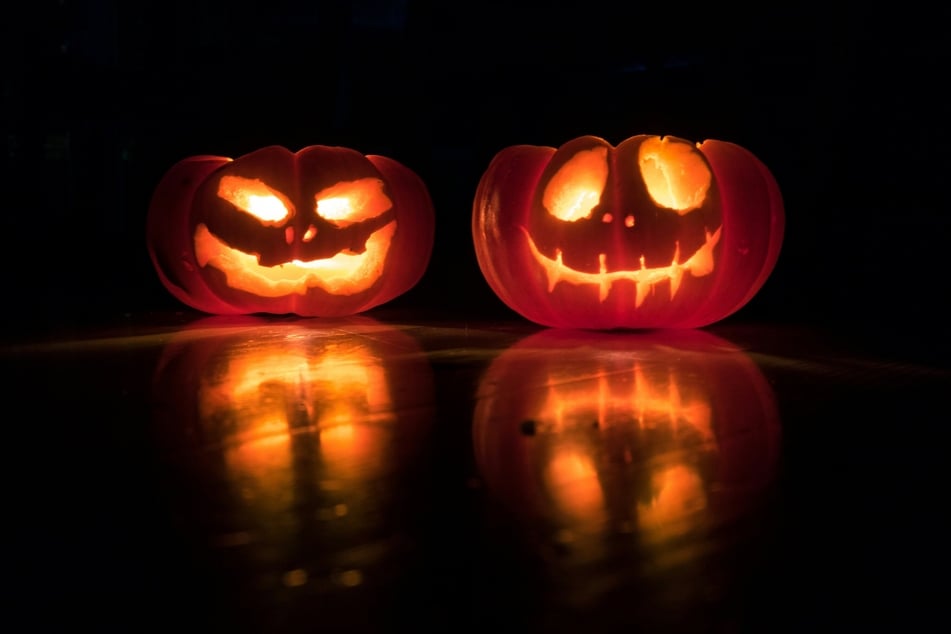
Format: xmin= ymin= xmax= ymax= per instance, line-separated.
xmin=669 ymin=240 xmax=683 ymax=299
xmin=688 ymin=239 xmax=715 ymax=276
xmin=669 ymin=267 xmax=683 ymax=299
xmin=635 ymin=280 xmax=650 ymax=307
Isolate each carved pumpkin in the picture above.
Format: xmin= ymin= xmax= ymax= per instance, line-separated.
xmin=147 ymin=145 xmax=435 ymax=317
xmin=472 ymin=135 xmax=784 ymax=329
xmin=150 ymin=316 xmax=435 ymax=593
xmin=473 ymin=328 xmax=781 ymax=565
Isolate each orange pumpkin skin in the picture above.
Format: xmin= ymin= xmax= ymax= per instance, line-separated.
xmin=147 ymin=145 xmax=435 ymax=317
xmin=472 ymin=135 xmax=784 ymax=329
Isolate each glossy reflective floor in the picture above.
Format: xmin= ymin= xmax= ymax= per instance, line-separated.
xmin=5 ymin=311 xmax=946 ymax=633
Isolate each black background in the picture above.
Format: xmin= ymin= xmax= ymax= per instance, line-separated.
xmin=3 ymin=4 xmax=950 ymax=632
xmin=3 ymin=1 xmax=948 ymax=335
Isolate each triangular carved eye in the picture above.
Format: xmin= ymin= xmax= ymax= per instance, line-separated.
xmin=217 ymin=175 xmax=293 ymax=225
xmin=543 ymin=147 xmax=609 ymax=222
xmin=637 ymin=137 xmax=711 ymax=214
xmin=315 ymin=178 xmax=392 ymax=227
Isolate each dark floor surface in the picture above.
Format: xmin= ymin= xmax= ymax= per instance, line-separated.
xmin=4 ymin=309 xmax=946 ymax=633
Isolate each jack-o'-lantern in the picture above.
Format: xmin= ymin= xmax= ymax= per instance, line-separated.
xmin=150 ymin=316 xmax=435 ymax=604
xmin=473 ymin=328 xmax=781 ymax=597
xmin=472 ymin=135 xmax=784 ymax=329
xmin=147 ymin=145 xmax=435 ymax=317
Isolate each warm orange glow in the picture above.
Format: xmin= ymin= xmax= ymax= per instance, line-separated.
xmin=319 ymin=424 xmax=387 ymax=481
xmin=217 ymin=175 xmax=294 ymax=224
xmin=315 ymin=178 xmax=392 ymax=227
xmin=637 ymin=464 xmax=707 ymax=535
xmin=533 ymin=357 xmax=715 ymax=541
xmin=201 ymin=347 xmax=394 ymax=429
xmin=522 ymin=225 xmax=721 ymax=304
xmin=312 ymin=351 xmax=391 ymax=479
xmin=148 ymin=321 xmax=439 ymax=588
xmin=546 ymin=447 xmax=606 ymax=523
xmin=193 ymin=220 xmax=396 ymax=296
xmin=472 ymin=328 xmax=783 ymax=573
xmin=200 ymin=342 xmax=397 ymax=493
xmin=637 ymin=137 xmax=711 ymax=214
xmin=542 ymin=147 xmax=609 ymax=221
xmin=539 ymin=361 xmax=713 ymax=442
xmin=226 ymin=432 xmax=295 ymax=526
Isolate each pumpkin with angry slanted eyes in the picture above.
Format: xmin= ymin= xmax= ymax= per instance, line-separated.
xmin=472 ymin=135 xmax=784 ymax=329
xmin=147 ymin=145 xmax=435 ymax=317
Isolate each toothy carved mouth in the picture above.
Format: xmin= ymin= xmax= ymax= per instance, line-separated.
xmin=522 ymin=226 xmax=721 ymax=306
xmin=193 ymin=221 xmax=396 ymax=297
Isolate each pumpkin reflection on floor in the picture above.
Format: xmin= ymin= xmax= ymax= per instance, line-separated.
xmin=472 ymin=328 xmax=782 ymax=614
xmin=150 ymin=316 xmax=435 ymax=620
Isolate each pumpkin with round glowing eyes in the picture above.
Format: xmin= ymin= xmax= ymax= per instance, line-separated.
xmin=472 ymin=135 xmax=784 ymax=329
xmin=147 ymin=145 xmax=435 ymax=317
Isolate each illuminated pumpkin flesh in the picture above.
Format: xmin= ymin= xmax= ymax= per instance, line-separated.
xmin=472 ymin=135 xmax=784 ymax=328
xmin=148 ymin=145 xmax=435 ymax=316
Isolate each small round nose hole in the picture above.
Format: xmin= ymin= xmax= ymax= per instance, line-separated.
xmin=302 ymin=224 xmax=317 ymax=242
xmin=624 ymin=215 xmax=635 ymax=228
xmin=601 ymin=213 xmax=614 ymax=224
xmin=285 ymin=226 xmax=295 ymax=244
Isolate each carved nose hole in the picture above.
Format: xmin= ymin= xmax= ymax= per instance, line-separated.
xmin=625 ymin=215 xmax=635 ymax=228
xmin=302 ymin=224 xmax=317 ymax=242
xmin=285 ymin=226 xmax=295 ymax=244
xmin=601 ymin=212 xmax=614 ymax=224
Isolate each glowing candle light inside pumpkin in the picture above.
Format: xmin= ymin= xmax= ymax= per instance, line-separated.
xmin=147 ymin=144 xmax=435 ymax=316
xmin=314 ymin=178 xmax=392 ymax=226
xmin=218 ymin=175 xmax=293 ymax=224
xmin=193 ymin=222 xmax=396 ymax=297
xmin=197 ymin=176 xmax=397 ymax=293
xmin=520 ymin=138 xmax=722 ymax=306
xmin=637 ymin=136 xmax=711 ymax=213
xmin=472 ymin=134 xmax=783 ymax=328
xmin=543 ymin=147 xmax=608 ymax=222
